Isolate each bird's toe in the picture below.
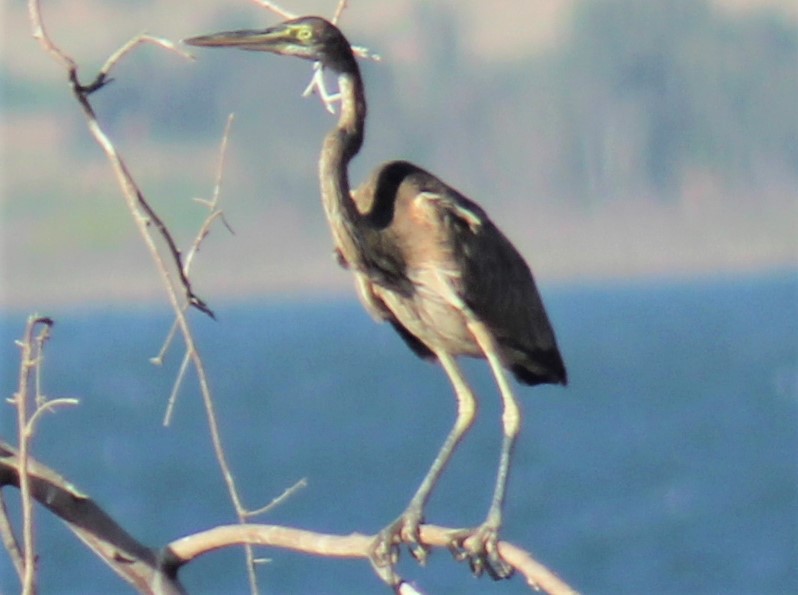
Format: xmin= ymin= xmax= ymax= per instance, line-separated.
xmin=370 ymin=509 xmax=430 ymax=568
xmin=448 ymin=524 xmax=514 ymax=581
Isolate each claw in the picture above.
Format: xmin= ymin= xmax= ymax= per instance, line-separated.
xmin=448 ymin=524 xmax=514 ymax=580
xmin=399 ymin=512 xmax=430 ymax=565
xmin=372 ymin=509 xmax=430 ymax=564
xmin=369 ymin=509 xmax=432 ymax=587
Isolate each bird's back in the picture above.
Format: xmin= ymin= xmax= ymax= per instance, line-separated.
xmin=352 ymin=161 xmax=567 ymax=387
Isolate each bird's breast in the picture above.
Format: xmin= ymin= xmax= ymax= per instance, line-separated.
xmin=375 ymin=264 xmax=481 ymax=358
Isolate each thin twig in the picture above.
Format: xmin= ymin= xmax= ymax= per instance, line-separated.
xmin=152 ymin=114 xmax=236 ymax=417
xmin=101 ymin=34 xmax=194 ymax=73
xmin=183 ymin=113 xmax=237 ymax=275
xmin=32 ymin=324 xmax=49 ymax=410
xmin=250 ymin=0 xmax=296 ymax=19
xmin=25 ymin=399 xmax=80 ymax=436
xmin=246 ymin=478 xmax=308 ymax=518
xmin=28 ymin=0 xmax=75 ymax=71
xmin=6 ymin=316 xmax=77 ymax=595
xmin=162 ymin=350 xmax=191 ymax=427
xmin=155 ymin=113 xmax=235 ymax=377
xmin=79 ymin=34 xmax=195 ymax=95
xmin=331 ymin=0 xmax=348 ymax=24
xmin=11 ymin=315 xmax=53 ymax=595
xmin=251 ymin=0 xmax=379 ymax=114
xmin=150 ymin=318 xmax=181 ymax=366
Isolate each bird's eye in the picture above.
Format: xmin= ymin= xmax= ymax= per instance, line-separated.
xmin=296 ymin=27 xmax=312 ymax=41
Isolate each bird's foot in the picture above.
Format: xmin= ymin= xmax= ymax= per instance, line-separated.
xmin=448 ymin=523 xmax=514 ymax=580
xmin=369 ymin=508 xmax=430 ymax=582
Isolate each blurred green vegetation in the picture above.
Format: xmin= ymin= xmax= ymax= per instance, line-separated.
xmin=234 ymin=0 xmax=795 ymax=208
xmin=11 ymin=0 xmax=795 ymax=207
xmin=559 ymin=0 xmax=797 ymax=199
xmin=383 ymin=0 xmax=797 ymax=204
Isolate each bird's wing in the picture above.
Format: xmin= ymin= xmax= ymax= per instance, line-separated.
xmin=418 ymin=188 xmax=566 ymax=384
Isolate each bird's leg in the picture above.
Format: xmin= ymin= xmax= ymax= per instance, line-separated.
xmin=447 ymin=317 xmax=520 ymax=580
xmin=370 ymin=350 xmax=478 ymax=576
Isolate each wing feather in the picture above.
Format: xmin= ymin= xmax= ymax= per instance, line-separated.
xmin=432 ymin=188 xmax=567 ymax=386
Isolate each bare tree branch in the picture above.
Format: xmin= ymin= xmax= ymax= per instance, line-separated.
xmin=245 ymin=478 xmax=308 ymax=518
xmin=331 ymin=0 xmax=349 ymax=24
xmin=9 ymin=316 xmax=54 ymax=595
xmin=25 ymin=2 xmax=264 ymax=592
xmin=0 ymin=490 xmax=24 ymax=582
xmin=0 ymin=440 xmax=576 ymax=594
xmin=28 ymin=0 xmax=213 ymax=319
xmin=184 ymin=113 xmax=237 ymax=276
xmin=158 ymin=113 xmax=237 ymax=428
xmin=0 ymin=441 xmax=185 ymax=595
xmin=167 ymin=523 xmax=577 ymax=594
xmin=250 ymin=0 xmax=296 ymax=20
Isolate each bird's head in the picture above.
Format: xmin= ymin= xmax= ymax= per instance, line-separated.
xmin=184 ymin=16 xmax=355 ymax=72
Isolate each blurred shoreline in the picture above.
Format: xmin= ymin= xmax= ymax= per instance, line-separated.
xmin=3 ymin=249 xmax=795 ymax=313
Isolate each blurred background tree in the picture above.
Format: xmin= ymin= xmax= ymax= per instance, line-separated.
xmin=2 ymin=0 xmax=796 ymax=308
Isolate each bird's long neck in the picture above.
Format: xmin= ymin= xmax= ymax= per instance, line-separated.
xmin=319 ymin=66 xmax=367 ymax=267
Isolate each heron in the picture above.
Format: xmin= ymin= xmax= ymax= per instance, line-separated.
xmin=185 ymin=16 xmax=566 ymax=583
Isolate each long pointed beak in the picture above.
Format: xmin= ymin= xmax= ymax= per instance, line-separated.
xmin=183 ymin=25 xmax=289 ymax=51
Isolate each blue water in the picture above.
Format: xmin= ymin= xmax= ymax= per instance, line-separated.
xmin=1 ymin=274 xmax=796 ymax=594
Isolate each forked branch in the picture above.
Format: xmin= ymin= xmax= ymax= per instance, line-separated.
xmin=28 ymin=0 xmax=212 ymax=319
xmin=25 ymin=1 xmax=260 ymax=591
